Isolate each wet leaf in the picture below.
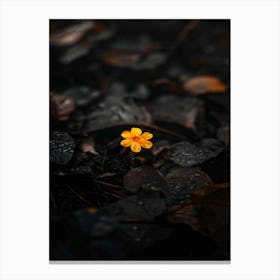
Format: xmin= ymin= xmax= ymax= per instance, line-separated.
xmin=124 ymin=166 xmax=168 ymax=194
xmin=54 ymin=166 xmax=92 ymax=176
xmin=50 ymin=131 xmax=75 ymax=164
xmin=164 ymin=167 xmax=212 ymax=208
xmin=170 ymin=138 xmax=224 ymax=167
xmin=150 ymin=95 xmax=203 ymax=129
xmin=184 ymin=76 xmax=227 ymax=95
xmin=84 ymin=98 xmax=151 ymax=132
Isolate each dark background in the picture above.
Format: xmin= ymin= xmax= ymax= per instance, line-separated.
xmin=50 ymin=20 xmax=230 ymax=260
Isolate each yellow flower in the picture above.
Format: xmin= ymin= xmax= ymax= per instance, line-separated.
xmin=120 ymin=127 xmax=153 ymax=153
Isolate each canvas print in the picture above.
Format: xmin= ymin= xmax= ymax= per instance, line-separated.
xmin=50 ymin=20 xmax=230 ymax=260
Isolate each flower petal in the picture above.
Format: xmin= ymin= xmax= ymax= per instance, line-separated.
xmin=130 ymin=127 xmax=142 ymax=136
xmin=139 ymin=139 xmax=153 ymax=149
xmin=120 ymin=139 xmax=132 ymax=147
xmin=131 ymin=142 xmax=141 ymax=153
xmin=121 ymin=130 xmax=131 ymax=139
xmin=141 ymin=132 xmax=153 ymax=140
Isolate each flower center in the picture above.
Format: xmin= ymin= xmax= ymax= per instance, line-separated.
xmin=133 ymin=136 xmax=139 ymax=141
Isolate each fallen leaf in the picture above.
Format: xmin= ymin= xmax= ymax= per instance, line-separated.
xmin=166 ymin=183 xmax=230 ymax=248
xmin=50 ymin=131 xmax=75 ymax=165
xmin=50 ymin=21 xmax=94 ymax=46
xmin=124 ymin=166 xmax=168 ymax=194
xmin=81 ymin=140 xmax=98 ymax=155
xmin=150 ymin=95 xmax=203 ymax=130
xmin=102 ymin=51 xmax=141 ymax=67
xmin=50 ymin=94 xmax=75 ymax=121
xmin=184 ymin=76 xmax=227 ymax=95
xmin=164 ymin=166 xmax=212 ymax=208
xmin=84 ymin=98 xmax=151 ymax=132
xmin=170 ymin=138 xmax=224 ymax=167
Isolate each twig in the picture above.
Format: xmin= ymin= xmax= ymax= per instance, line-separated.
xmin=167 ymin=20 xmax=200 ymax=61
xmin=94 ymin=179 xmax=122 ymax=189
xmin=67 ymin=185 xmax=92 ymax=205
xmin=130 ymin=151 xmax=137 ymax=168
xmin=94 ymin=180 xmax=126 ymax=199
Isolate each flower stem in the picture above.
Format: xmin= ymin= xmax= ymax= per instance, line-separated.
xmin=130 ymin=151 xmax=137 ymax=168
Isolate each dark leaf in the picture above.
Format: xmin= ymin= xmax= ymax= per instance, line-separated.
xmin=151 ymin=140 xmax=171 ymax=155
xmin=63 ymin=110 xmax=85 ymax=134
xmin=150 ymin=95 xmax=203 ymax=129
xmin=124 ymin=166 xmax=168 ymax=194
xmin=217 ymin=123 xmax=230 ymax=145
xmin=104 ymin=195 xmax=166 ymax=222
xmin=54 ymin=166 xmax=92 ymax=176
xmin=84 ymin=98 xmax=151 ymax=132
xmin=164 ymin=166 xmax=212 ymax=208
xmin=106 ymin=82 xmax=150 ymax=101
xmin=50 ymin=131 xmax=75 ymax=164
xmin=131 ymin=52 xmax=166 ymax=70
xmin=64 ymin=86 xmax=101 ymax=106
xmin=170 ymin=138 xmax=224 ymax=167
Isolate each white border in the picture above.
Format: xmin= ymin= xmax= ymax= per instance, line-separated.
xmin=1 ymin=0 xmax=279 ymax=279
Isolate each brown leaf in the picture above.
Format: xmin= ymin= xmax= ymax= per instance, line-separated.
xmin=102 ymin=51 xmax=140 ymax=67
xmin=184 ymin=76 xmax=227 ymax=95
xmin=50 ymin=94 xmax=75 ymax=121
xmin=50 ymin=21 xmax=94 ymax=46
xmin=166 ymin=183 xmax=230 ymax=248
